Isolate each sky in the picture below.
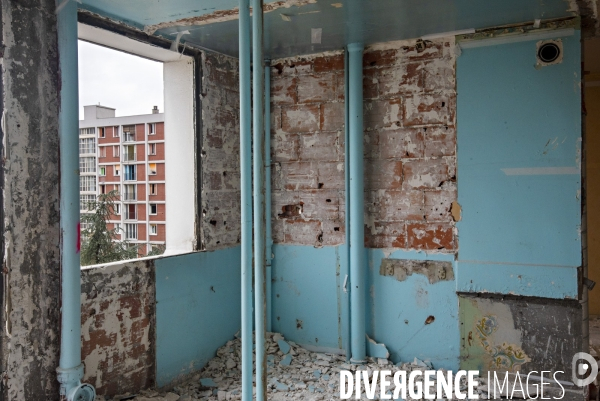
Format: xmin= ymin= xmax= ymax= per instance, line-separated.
xmin=78 ymin=40 xmax=164 ymax=119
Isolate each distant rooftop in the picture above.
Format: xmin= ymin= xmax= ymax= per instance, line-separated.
xmin=82 ymin=105 xmax=161 ymax=121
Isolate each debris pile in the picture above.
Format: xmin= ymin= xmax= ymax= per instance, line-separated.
xmin=112 ymin=332 xmax=488 ymax=401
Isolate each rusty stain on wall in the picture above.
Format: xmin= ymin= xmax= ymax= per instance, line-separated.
xmin=81 ymin=260 xmax=156 ymax=396
xmin=379 ymin=258 xmax=454 ymax=284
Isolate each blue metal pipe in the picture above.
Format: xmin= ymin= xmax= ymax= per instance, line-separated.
xmin=252 ymin=0 xmax=267 ymax=399
xmin=265 ymin=60 xmax=273 ymax=333
xmin=56 ymin=0 xmax=85 ymax=396
xmin=343 ymin=48 xmax=352 ymax=362
xmin=347 ymin=43 xmax=366 ymax=363
xmin=239 ymin=1 xmax=253 ymax=400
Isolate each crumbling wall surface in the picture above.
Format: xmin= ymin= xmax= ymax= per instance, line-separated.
xmin=81 ymin=261 xmax=156 ymax=396
xmin=1 ymin=0 xmax=62 ymax=399
xmin=270 ymin=39 xmax=457 ymax=251
xmin=201 ymin=51 xmax=241 ymax=250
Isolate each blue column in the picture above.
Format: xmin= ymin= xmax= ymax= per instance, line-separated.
xmin=253 ymin=0 xmax=267 ymax=399
xmin=239 ymin=0 xmax=254 ymax=400
xmin=347 ymin=43 xmax=366 ymax=363
xmin=265 ymin=60 xmax=273 ymax=333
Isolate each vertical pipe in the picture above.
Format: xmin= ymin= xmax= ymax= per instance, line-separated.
xmin=343 ymin=48 xmax=352 ymax=362
xmin=239 ymin=1 xmax=253 ymax=400
xmin=252 ymin=0 xmax=267 ymax=399
xmin=265 ymin=60 xmax=273 ymax=333
xmin=348 ymin=43 xmax=366 ymax=363
xmin=56 ymin=0 xmax=85 ymax=397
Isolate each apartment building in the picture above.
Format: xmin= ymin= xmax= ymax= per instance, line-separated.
xmin=79 ymin=104 xmax=166 ymax=256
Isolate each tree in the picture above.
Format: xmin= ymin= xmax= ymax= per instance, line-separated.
xmin=147 ymin=244 xmax=166 ymax=257
xmin=80 ymin=190 xmax=139 ymax=266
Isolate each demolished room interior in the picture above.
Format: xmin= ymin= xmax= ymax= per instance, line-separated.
xmin=2 ymin=0 xmax=599 ymax=400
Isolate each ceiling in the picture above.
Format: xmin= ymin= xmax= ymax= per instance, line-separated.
xmin=80 ymin=0 xmax=578 ymax=59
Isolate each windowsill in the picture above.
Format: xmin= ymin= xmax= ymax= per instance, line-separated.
xmin=80 ymin=249 xmax=200 ymax=271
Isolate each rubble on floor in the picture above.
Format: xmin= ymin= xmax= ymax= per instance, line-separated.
xmin=114 ymin=332 xmax=490 ymax=401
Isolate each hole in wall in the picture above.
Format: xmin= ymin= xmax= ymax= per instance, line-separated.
xmin=318 ymin=183 xmax=324 ymax=189
xmin=425 ymin=315 xmax=435 ymax=324
xmin=210 ymin=220 xmax=217 ymax=226
xmin=538 ymin=42 xmax=560 ymax=63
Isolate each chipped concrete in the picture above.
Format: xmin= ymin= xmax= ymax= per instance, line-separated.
xmin=379 ymin=259 xmax=454 ymax=284
xmin=1 ymin=0 xmax=62 ymax=399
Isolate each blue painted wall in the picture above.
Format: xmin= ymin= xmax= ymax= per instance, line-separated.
xmin=272 ymin=244 xmax=460 ymax=369
xmin=456 ymin=31 xmax=582 ymax=299
xmin=155 ymin=247 xmax=241 ymax=387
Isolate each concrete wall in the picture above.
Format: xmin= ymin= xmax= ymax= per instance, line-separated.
xmin=1 ymin=1 xmax=62 ymax=399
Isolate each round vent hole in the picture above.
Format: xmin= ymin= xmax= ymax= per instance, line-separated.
xmin=538 ymin=43 xmax=560 ymax=63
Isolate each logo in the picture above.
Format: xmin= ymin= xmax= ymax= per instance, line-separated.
xmin=571 ymin=352 xmax=598 ymax=387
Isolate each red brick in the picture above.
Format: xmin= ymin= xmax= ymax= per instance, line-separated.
xmin=364 ymin=98 xmax=402 ymax=130
xmin=424 ymin=190 xmax=456 ymax=222
xmin=402 ymin=159 xmax=450 ymax=190
xmin=271 ymin=76 xmax=297 ymax=104
xmin=366 ymin=190 xmax=424 ymax=222
xmin=284 ymin=219 xmax=323 ymax=245
xmin=363 ymin=49 xmax=398 ymax=69
xmin=379 ymin=127 xmax=424 ymax=159
xmin=376 ymin=64 xmax=423 ymax=97
xmin=317 ymin=161 xmax=345 ymax=190
xmin=403 ymin=93 xmax=454 ymax=126
xmin=313 ymin=53 xmax=344 ymax=73
xmin=365 ymin=222 xmax=407 ymax=248
xmin=297 ymin=73 xmax=338 ymax=103
xmin=299 ymin=131 xmax=342 ymax=161
xmin=423 ymin=60 xmax=455 ymax=92
xmin=282 ymin=105 xmax=320 ymax=133
xmin=320 ymin=102 xmax=344 ymax=132
xmin=365 ymin=160 xmax=403 ymax=190
xmin=424 ymin=126 xmax=456 ymax=157
xmin=407 ymin=222 xmax=454 ymax=250
xmin=399 ymin=40 xmax=446 ymax=62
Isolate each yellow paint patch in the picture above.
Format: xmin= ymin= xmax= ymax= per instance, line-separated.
xmin=451 ymin=201 xmax=462 ymax=222
xmin=331 ymin=3 xmax=343 ymax=7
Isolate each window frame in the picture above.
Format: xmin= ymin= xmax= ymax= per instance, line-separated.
xmin=149 ymin=204 xmax=158 ymax=215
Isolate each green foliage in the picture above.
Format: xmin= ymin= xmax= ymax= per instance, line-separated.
xmin=80 ymin=190 xmax=139 ymax=266
xmin=147 ymin=244 xmax=166 ymax=257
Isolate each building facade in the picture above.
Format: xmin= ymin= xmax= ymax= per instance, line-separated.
xmin=79 ymin=105 xmax=166 ymax=256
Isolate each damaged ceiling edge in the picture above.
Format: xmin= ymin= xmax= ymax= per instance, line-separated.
xmin=143 ymin=0 xmax=317 ymax=35
xmin=573 ymin=0 xmax=600 ymax=37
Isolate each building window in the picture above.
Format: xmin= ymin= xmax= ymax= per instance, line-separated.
xmin=149 ymin=183 xmax=157 ymax=195
xmin=124 ymin=165 xmax=136 ymax=181
xmin=99 ymin=147 xmax=106 ymax=158
xmin=100 ymin=184 xmax=106 ymax=194
xmin=79 ymin=157 xmax=96 ymax=173
xmin=149 ymin=163 xmax=157 ymax=175
xmin=123 ymin=145 xmax=135 ymax=162
xmin=150 ymin=204 xmax=158 ymax=215
xmin=125 ymin=223 xmax=137 ymax=240
xmin=125 ymin=203 xmax=137 ymax=220
xmin=115 ymin=223 xmax=122 ymax=233
xmin=99 ymin=166 xmax=106 ymax=176
xmin=123 ymin=125 xmax=135 ymax=142
xmin=148 ymin=143 xmax=156 ymax=155
xmin=98 ymin=127 xmax=105 ymax=138
xmin=115 ymin=165 xmax=121 ymax=176
xmin=123 ymin=184 xmax=136 ymax=201
xmin=79 ymin=127 xmax=96 ymax=136
xmin=80 ymin=194 xmax=96 ymax=211
xmin=113 ymin=126 xmax=120 ymax=138
xmin=150 ymin=224 xmax=157 ymax=235
xmin=114 ymin=203 xmax=121 ymax=215
xmin=79 ymin=176 xmax=96 ymax=192
xmin=79 ymin=138 xmax=96 ymax=154
xmin=113 ymin=145 xmax=120 ymax=158
xmin=148 ymin=123 xmax=156 ymax=135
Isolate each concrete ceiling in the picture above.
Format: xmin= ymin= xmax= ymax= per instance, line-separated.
xmin=80 ymin=0 xmax=578 ymax=59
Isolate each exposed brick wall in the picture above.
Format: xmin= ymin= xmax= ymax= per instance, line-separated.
xmin=201 ymin=51 xmax=241 ymax=249
xmin=81 ymin=260 xmax=156 ymax=396
xmin=270 ymin=51 xmax=346 ymax=247
xmin=270 ymin=38 xmax=457 ymax=252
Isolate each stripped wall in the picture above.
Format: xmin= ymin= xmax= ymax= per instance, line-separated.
xmin=201 ymin=52 xmax=241 ymax=250
xmin=1 ymin=0 xmax=62 ymax=398
xmin=270 ymin=38 xmax=457 ymax=250
xmin=81 ymin=261 xmax=156 ymax=396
